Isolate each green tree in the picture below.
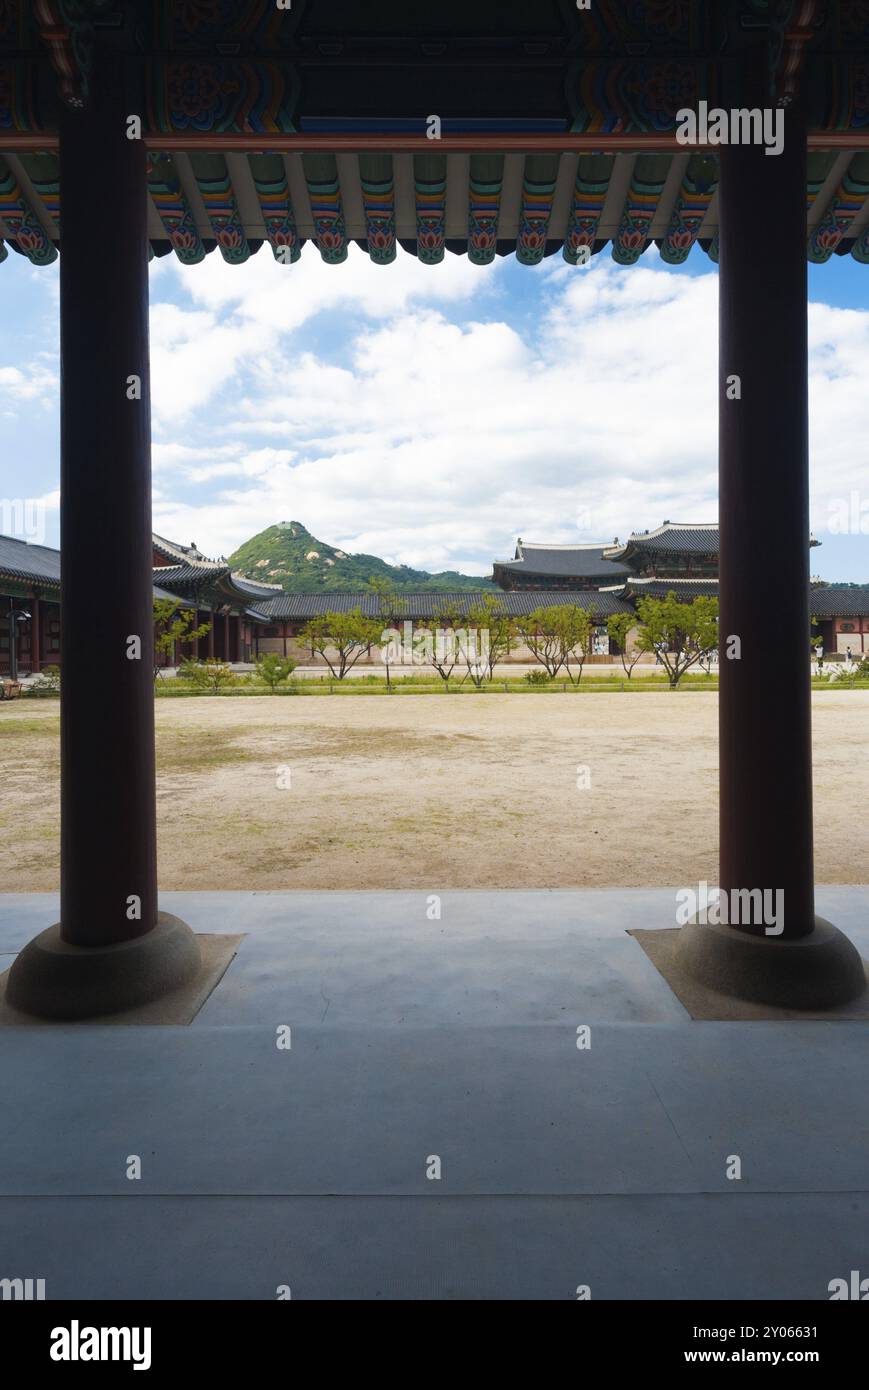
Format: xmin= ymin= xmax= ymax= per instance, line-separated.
xmin=369 ymin=576 xmax=408 ymax=690
xmin=519 ymin=607 xmax=567 ymax=677
xmin=301 ymin=608 xmax=383 ymax=680
xmin=607 ymin=611 xmax=643 ymax=678
xmin=422 ymin=598 xmax=466 ymax=684
xmin=463 ymin=594 xmax=516 ymax=683
xmin=255 ymin=652 xmax=297 ymax=689
xmin=153 ymin=597 xmax=211 ymax=681
xmin=559 ymin=604 xmax=594 ymax=685
xmin=634 ymin=593 xmax=719 ymax=689
xmin=519 ymin=604 xmax=593 ymax=683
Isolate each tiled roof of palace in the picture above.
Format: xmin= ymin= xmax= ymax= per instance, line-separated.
xmin=152 ymin=559 xmax=280 ymax=608
xmin=253 ymin=590 xmax=633 ymax=620
xmin=151 ymin=562 xmax=222 ymax=586
xmin=495 ymin=542 xmax=631 ymax=579
xmin=1 ymin=534 xmax=277 ymax=614
xmin=604 ymin=523 xmax=719 ymax=560
xmin=152 ymin=535 xmax=221 ymax=567
xmin=0 ymin=534 xmax=61 ymax=587
xmin=810 ymin=587 xmax=869 ymax=617
xmin=231 ymin=575 xmax=286 ymax=597
xmin=619 ymin=577 xmax=719 ymax=600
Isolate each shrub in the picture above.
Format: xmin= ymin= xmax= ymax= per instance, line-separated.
xmin=27 ymin=664 xmax=61 ymax=694
xmin=177 ymin=659 xmax=235 ymax=693
xmin=255 ymin=652 xmax=297 ymax=689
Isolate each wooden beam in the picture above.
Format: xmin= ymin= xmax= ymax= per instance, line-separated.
xmin=4 ymin=131 xmax=869 ymax=153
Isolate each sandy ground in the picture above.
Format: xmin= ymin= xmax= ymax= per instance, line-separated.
xmin=0 ymin=691 xmax=866 ymax=891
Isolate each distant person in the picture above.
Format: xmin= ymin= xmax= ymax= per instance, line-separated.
xmin=817 ymin=646 xmax=824 ymax=673
xmin=846 ymin=646 xmax=853 ymax=664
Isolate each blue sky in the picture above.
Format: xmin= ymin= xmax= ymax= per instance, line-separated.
xmin=1 ymin=236 xmax=868 ymax=581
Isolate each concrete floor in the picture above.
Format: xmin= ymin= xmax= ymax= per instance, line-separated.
xmin=1 ymin=887 xmax=868 ymax=1300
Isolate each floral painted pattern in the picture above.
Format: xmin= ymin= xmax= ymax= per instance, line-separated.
xmin=361 ymin=176 xmax=396 ymax=265
xmin=147 ymin=154 xmax=204 ymax=264
xmin=415 ymin=171 xmax=445 ymax=265
xmin=516 ymin=175 xmax=556 ymax=266
xmin=0 ymin=160 xmax=56 ymax=263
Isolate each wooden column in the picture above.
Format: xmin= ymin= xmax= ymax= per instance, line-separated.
xmin=31 ymin=594 xmax=41 ymax=673
xmin=9 ymin=611 xmax=19 ymax=679
xmin=718 ymin=108 xmax=813 ymax=938
xmin=673 ymin=91 xmax=864 ymax=1007
xmin=6 ymin=52 xmax=200 ymax=1017
xmin=57 ymin=59 xmax=157 ymax=946
xmin=207 ymin=610 xmax=215 ymax=658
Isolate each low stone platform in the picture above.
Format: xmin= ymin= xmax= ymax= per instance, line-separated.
xmin=0 ymin=888 xmax=867 ymax=1300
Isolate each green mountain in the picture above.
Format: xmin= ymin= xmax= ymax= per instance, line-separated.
xmin=228 ymin=522 xmax=497 ymax=593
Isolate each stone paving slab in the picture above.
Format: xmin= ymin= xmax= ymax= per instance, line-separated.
xmin=0 ymin=1022 xmax=867 ymax=1197
xmin=1 ymin=890 xmax=868 ymax=1299
xmin=1 ymin=1193 xmax=866 ymax=1300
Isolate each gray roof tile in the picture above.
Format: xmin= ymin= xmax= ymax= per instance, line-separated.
xmin=810 ymin=586 xmax=869 ymax=617
xmin=253 ymin=590 xmax=633 ymax=620
xmin=605 ymin=523 xmax=719 ymax=559
xmin=0 ymin=533 xmax=61 ymax=585
xmin=495 ymin=544 xmax=630 ymax=579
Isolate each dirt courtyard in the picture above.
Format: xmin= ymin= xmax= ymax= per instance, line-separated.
xmin=0 ymin=691 xmax=866 ymax=891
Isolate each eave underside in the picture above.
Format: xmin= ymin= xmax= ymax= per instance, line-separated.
xmin=3 ymin=0 xmax=869 ymax=269
xmin=5 ymin=146 xmax=869 ymax=271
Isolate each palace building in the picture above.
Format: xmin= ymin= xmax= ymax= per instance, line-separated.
xmin=0 ymin=532 xmax=282 ymax=675
xmin=493 ymin=521 xmax=721 ymax=593
xmin=3 ymin=520 xmax=867 ymax=674
xmin=493 ymin=521 xmax=869 ymax=656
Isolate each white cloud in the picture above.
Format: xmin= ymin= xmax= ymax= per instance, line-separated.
xmin=141 ymin=244 xmax=869 ymax=574
xmin=0 ymin=360 xmax=57 ymax=405
xmin=171 ymin=237 xmax=495 ymax=325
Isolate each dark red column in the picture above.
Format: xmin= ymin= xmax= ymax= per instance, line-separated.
xmin=207 ymin=610 xmax=215 ymax=658
xmin=717 ymin=108 xmax=812 ymax=938
xmin=31 ymin=594 xmax=41 ymax=673
xmin=58 ymin=58 xmax=156 ymax=945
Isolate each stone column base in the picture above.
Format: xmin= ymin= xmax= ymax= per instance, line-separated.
xmin=674 ymin=915 xmax=866 ymax=1010
xmin=5 ymin=912 xmax=201 ymax=1021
